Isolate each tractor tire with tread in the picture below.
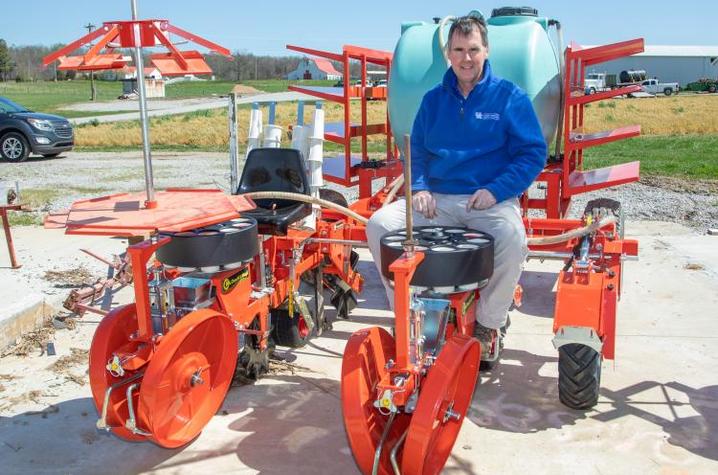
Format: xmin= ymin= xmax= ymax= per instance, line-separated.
xmin=271 ymin=308 xmax=313 ymax=348
xmin=558 ymin=343 xmax=601 ymax=409
xmin=584 ymin=197 xmax=624 ymax=239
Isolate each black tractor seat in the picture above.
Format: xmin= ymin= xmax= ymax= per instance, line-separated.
xmin=237 ymin=147 xmax=312 ymax=236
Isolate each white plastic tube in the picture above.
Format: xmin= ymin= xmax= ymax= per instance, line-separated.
xmin=246 ymin=107 xmax=262 ymax=156
xmin=263 ymin=124 xmax=283 ymax=148
xmin=307 ymin=106 xmax=325 ymax=192
xmin=291 ymin=125 xmax=304 ymax=151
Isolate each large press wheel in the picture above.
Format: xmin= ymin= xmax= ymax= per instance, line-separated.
xmin=558 ymin=344 xmax=601 ymax=409
xmin=341 ymin=327 xmax=410 ymax=475
xmin=401 ymin=335 xmax=480 ymax=475
xmin=88 ymin=303 xmax=147 ymax=442
xmin=138 ymin=309 xmax=237 ymax=448
xmin=380 ymin=226 xmax=494 ymax=290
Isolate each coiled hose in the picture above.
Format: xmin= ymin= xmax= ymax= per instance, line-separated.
xmin=242 ymin=191 xmax=368 ymax=225
xmin=382 ymin=175 xmax=404 ymax=207
xmin=242 ymin=192 xmax=616 ymax=246
xmin=526 ymin=215 xmax=617 ymax=246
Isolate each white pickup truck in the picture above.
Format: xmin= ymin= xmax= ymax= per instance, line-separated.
xmin=640 ymin=78 xmax=680 ymax=96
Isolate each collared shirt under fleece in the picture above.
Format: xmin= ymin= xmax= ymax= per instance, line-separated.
xmin=410 ymin=60 xmax=547 ymax=203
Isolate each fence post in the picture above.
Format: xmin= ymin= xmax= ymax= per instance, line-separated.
xmin=228 ymin=92 xmax=239 ymax=194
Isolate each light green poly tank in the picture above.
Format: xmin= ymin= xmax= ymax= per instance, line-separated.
xmin=388 ymin=7 xmax=561 ymax=154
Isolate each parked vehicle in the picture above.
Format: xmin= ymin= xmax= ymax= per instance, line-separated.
xmin=584 ymin=72 xmax=607 ymax=94
xmin=584 ymin=71 xmax=678 ymax=96
xmin=640 ymin=78 xmax=680 ymax=96
xmin=584 ymin=72 xmax=640 ymax=93
xmin=0 ymin=97 xmax=74 ymax=162
xmin=684 ymin=78 xmax=718 ymax=93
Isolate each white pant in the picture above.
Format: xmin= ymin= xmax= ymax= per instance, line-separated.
xmin=366 ymin=194 xmax=528 ymax=329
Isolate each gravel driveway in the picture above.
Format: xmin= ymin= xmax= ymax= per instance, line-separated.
xmin=1 ymin=151 xmax=716 ymax=233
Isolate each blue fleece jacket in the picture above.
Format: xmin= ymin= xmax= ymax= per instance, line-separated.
xmin=410 ymin=60 xmax=547 ymax=203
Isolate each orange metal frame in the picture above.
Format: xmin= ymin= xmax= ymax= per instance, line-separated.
xmin=287 ymin=44 xmax=402 ymax=198
xmin=43 ymin=19 xmax=231 ymax=76
xmin=522 ymin=38 xmax=645 ymax=219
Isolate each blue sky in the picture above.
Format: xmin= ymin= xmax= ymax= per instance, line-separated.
xmin=1 ymin=1 xmax=714 ymax=56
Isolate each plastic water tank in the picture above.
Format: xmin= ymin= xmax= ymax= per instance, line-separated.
xmin=388 ymin=8 xmax=561 ymax=154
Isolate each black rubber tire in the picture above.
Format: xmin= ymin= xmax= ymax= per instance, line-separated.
xmin=588 ymin=87 xmax=596 ymax=95
xmin=42 ymin=153 xmax=61 ymax=158
xmin=664 ymin=88 xmax=672 ymax=96
xmin=271 ymin=308 xmax=312 ymax=348
xmin=584 ymin=198 xmax=624 ymax=239
xmin=709 ymin=85 xmax=717 ymax=93
xmin=558 ymin=344 xmax=601 ymax=409
xmin=0 ymin=132 xmax=30 ymax=162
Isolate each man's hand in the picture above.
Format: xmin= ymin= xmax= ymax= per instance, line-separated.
xmin=467 ymin=189 xmax=496 ymax=211
xmin=412 ymin=190 xmax=437 ymax=219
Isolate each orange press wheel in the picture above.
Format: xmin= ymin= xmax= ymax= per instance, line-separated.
xmin=401 ymin=335 xmax=480 ymax=475
xmin=341 ymin=326 xmax=410 ymax=475
xmin=88 ymin=303 xmax=147 ymax=442
xmin=138 ymin=309 xmax=238 ymax=448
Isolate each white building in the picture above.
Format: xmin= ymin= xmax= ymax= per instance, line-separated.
xmin=121 ymin=66 xmax=163 ymax=80
xmin=590 ymin=45 xmax=718 ymax=87
xmin=287 ymin=57 xmax=341 ymax=81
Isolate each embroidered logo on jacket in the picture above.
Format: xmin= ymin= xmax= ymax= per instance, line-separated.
xmin=475 ymin=112 xmax=500 ymax=120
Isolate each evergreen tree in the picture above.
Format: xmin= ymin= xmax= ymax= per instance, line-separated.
xmin=0 ymin=39 xmax=14 ymax=81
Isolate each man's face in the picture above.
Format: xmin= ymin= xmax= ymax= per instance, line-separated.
xmin=448 ymin=28 xmax=489 ymax=89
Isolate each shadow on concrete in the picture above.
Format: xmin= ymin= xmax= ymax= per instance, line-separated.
xmin=0 ymin=397 xmax=180 ymax=474
xmin=468 ymin=348 xmax=579 ymax=433
xmin=468 ymin=348 xmax=718 ymax=462
xmin=597 ymin=382 xmax=718 ymax=461
xmin=517 ymin=270 xmax=558 ymax=319
xmin=225 ymin=374 xmax=360 ymax=474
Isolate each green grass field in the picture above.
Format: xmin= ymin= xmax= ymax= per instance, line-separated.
xmin=0 ymin=79 xmax=334 ymax=117
xmin=1 ymin=80 xmax=716 ymax=180
xmin=583 ymin=135 xmax=718 ymax=179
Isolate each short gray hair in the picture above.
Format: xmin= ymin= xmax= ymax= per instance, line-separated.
xmin=447 ymin=15 xmax=489 ymax=49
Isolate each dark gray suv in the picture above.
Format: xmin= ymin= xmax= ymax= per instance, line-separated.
xmin=0 ymin=97 xmax=74 ymax=162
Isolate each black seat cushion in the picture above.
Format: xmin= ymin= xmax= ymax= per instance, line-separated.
xmin=237 ymin=148 xmax=312 ymax=235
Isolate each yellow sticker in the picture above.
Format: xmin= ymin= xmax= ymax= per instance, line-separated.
xmin=222 ymin=268 xmax=250 ymax=293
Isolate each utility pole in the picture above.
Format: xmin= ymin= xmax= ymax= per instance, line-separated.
xmin=84 ymin=22 xmax=97 ymax=101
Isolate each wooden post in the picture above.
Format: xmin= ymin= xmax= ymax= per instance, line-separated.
xmin=228 ymin=92 xmax=239 ymax=194
xmin=84 ymin=23 xmax=97 ymax=101
xmin=1 ymin=205 xmax=22 ymax=269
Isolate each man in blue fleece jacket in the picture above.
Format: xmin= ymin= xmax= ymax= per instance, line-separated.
xmin=366 ymin=15 xmax=546 ymax=363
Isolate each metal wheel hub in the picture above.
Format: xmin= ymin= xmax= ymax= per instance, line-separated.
xmin=2 ymin=137 xmax=22 ymax=159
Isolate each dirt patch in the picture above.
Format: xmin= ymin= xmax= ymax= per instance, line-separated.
xmin=0 ymin=389 xmax=43 ymax=412
xmin=44 ymin=266 xmax=96 ymax=287
xmin=232 ymin=84 xmax=263 ymax=95
xmin=1 ymin=317 xmax=55 ymax=357
xmin=232 ymin=353 xmax=313 ymax=386
xmin=48 ymin=348 xmax=88 ymax=373
xmin=685 ymin=263 xmax=706 ymax=271
xmin=81 ymin=430 xmax=100 ymax=445
xmin=641 ymin=175 xmax=718 ymax=195
xmin=48 ymin=348 xmax=89 ymax=386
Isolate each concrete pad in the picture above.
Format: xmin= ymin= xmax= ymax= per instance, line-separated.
xmin=0 ymin=221 xmax=717 ymax=474
xmin=0 ymin=227 xmax=128 ymax=350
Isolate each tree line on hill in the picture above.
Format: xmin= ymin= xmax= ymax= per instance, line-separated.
xmin=0 ymin=39 xmax=358 ymax=82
